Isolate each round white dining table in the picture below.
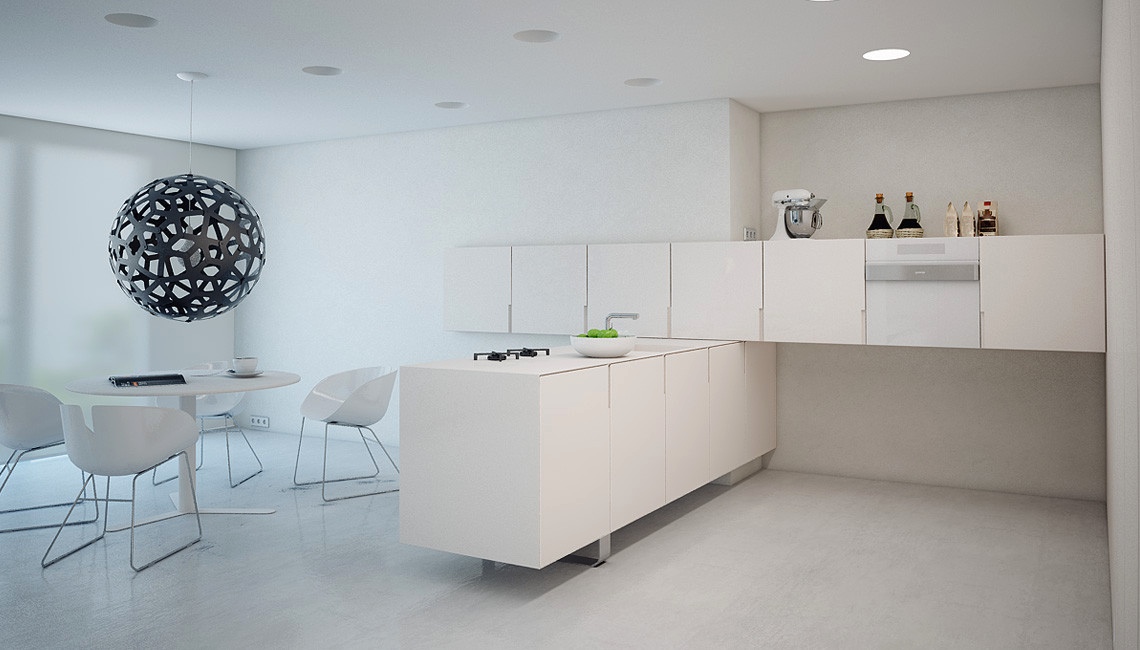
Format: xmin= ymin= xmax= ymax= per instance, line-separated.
xmin=66 ymin=370 xmax=300 ymax=524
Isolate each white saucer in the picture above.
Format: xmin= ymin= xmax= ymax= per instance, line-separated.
xmin=226 ymin=370 xmax=263 ymax=378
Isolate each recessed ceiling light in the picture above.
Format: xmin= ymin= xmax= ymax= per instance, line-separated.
xmin=104 ymin=13 xmax=157 ymax=28
xmin=862 ymin=48 xmax=910 ymax=61
xmin=435 ymin=101 xmax=469 ymax=109
xmin=625 ymin=77 xmax=662 ymax=87
xmin=513 ymin=29 xmax=560 ymax=43
xmin=302 ymin=66 xmax=343 ymax=76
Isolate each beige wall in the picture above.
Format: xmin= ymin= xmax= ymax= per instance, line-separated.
xmin=1101 ymin=0 xmax=1140 ymax=646
xmin=760 ymin=86 xmax=1107 ymax=500
xmin=773 ymin=344 xmax=1105 ymax=499
xmin=759 ymin=85 xmax=1103 ymax=240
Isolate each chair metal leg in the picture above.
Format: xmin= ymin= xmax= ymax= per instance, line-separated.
xmin=320 ymin=424 xmax=398 ymax=502
xmin=295 ymin=419 xmax=379 ymax=486
xmin=224 ymin=415 xmax=262 ymax=488
xmin=129 ymin=452 xmax=203 ymax=572
xmin=152 ymin=428 xmax=203 ymax=486
xmin=364 ymin=426 xmax=400 ymax=474
xmin=0 ymin=448 xmax=99 ymax=534
xmin=293 ymin=416 xmax=309 ymax=486
xmin=295 ymin=418 xmax=398 ymax=501
xmin=41 ymin=473 xmax=105 ymax=568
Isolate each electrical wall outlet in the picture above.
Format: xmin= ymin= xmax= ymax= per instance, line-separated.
xmin=744 ymin=226 xmax=757 ymax=241
xmin=249 ymin=415 xmax=270 ymax=428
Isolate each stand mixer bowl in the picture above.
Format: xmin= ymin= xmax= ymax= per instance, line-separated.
xmin=783 ymin=198 xmax=826 ymax=238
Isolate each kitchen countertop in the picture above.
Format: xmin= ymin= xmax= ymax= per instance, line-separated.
xmin=404 ymin=338 xmax=740 ymax=376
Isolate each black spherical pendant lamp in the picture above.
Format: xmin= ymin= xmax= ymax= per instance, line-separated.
xmin=109 ymin=72 xmax=265 ymax=322
xmin=109 ymin=173 xmax=265 ymax=322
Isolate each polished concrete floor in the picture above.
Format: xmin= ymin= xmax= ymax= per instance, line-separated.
xmin=0 ymin=430 xmax=1111 ymax=649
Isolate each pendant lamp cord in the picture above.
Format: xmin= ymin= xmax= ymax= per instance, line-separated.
xmin=187 ymin=78 xmax=195 ymax=174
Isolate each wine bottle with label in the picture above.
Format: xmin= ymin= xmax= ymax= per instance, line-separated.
xmin=977 ymin=200 xmax=999 ymax=235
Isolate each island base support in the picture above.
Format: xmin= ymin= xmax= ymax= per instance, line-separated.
xmin=561 ymin=534 xmax=611 ymax=568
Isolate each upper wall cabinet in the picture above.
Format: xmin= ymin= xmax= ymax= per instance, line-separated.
xmin=980 ymin=234 xmax=1106 ymax=353
xmin=671 ymin=241 xmax=763 ymax=341
xmin=511 ymin=245 xmax=587 ymax=335
xmin=444 ymin=246 xmax=511 ymax=332
xmin=762 ymin=239 xmax=866 ymax=345
xmin=587 ymin=243 xmax=671 ymax=336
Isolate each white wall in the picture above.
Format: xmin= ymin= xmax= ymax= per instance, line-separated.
xmin=1101 ymin=0 xmax=1140 ymax=646
xmin=235 ymin=99 xmax=754 ymax=442
xmin=760 ymin=86 xmax=1107 ymax=500
xmin=729 ymin=99 xmax=761 ymax=240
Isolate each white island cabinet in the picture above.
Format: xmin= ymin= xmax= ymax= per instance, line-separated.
xmin=609 ymin=356 xmax=666 ymax=532
xmin=400 ymin=339 xmax=777 ymax=569
xmin=710 ymin=342 xmax=773 ymax=479
xmin=400 ymin=361 xmax=610 ymax=569
xmin=762 ymin=239 xmax=866 ymax=344
xmin=980 ymin=234 xmax=1105 ymax=353
xmin=664 ymin=348 xmax=711 ymax=502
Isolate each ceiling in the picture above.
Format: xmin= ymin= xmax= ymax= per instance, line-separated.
xmin=0 ymin=1 xmax=1102 ymax=150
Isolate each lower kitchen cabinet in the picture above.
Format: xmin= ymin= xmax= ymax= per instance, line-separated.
xmin=709 ymin=343 xmax=749 ymax=479
xmin=400 ymin=339 xmax=776 ymax=569
xmin=746 ymin=342 xmax=778 ymax=459
xmin=537 ymin=367 xmax=612 ymax=565
xmin=664 ymin=348 xmax=711 ymax=502
xmin=399 ymin=364 xmax=610 ymax=569
xmin=609 ymin=356 xmax=666 ymax=532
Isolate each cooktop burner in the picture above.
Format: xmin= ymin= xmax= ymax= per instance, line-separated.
xmin=474 ymin=351 xmax=519 ymax=362
xmin=473 ymin=347 xmax=551 ymax=361
xmin=507 ymin=347 xmax=550 ymax=357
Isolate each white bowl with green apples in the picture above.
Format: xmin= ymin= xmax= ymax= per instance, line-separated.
xmin=570 ymin=328 xmax=637 ymax=358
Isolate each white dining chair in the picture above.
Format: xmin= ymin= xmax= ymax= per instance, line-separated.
xmin=43 ymin=405 xmax=203 ymax=572
xmin=0 ymin=384 xmax=94 ymax=534
xmin=153 ymin=361 xmax=262 ymax=488
xmin=293 ymin=367 xmax=399 ymax=502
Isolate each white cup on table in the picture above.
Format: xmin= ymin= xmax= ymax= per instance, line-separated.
xmin=232 ymin=356 xmax=258 ymax=373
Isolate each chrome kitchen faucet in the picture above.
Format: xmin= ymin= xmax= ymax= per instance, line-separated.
xmin=605 ymin=312 xmax=639 ymax=330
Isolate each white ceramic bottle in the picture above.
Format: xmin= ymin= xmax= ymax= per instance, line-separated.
xmin=944 ymin=202 xmax=960 ymax=237
xmin=960 ymin=201 xmax=976 ymax=237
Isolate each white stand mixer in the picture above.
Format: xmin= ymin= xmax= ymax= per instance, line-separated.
xmin=770 ymin=189 xmax=827 ymax=240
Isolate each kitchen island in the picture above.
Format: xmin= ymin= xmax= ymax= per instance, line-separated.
xmin=399 ymin=338 xmax=775 ymax=569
